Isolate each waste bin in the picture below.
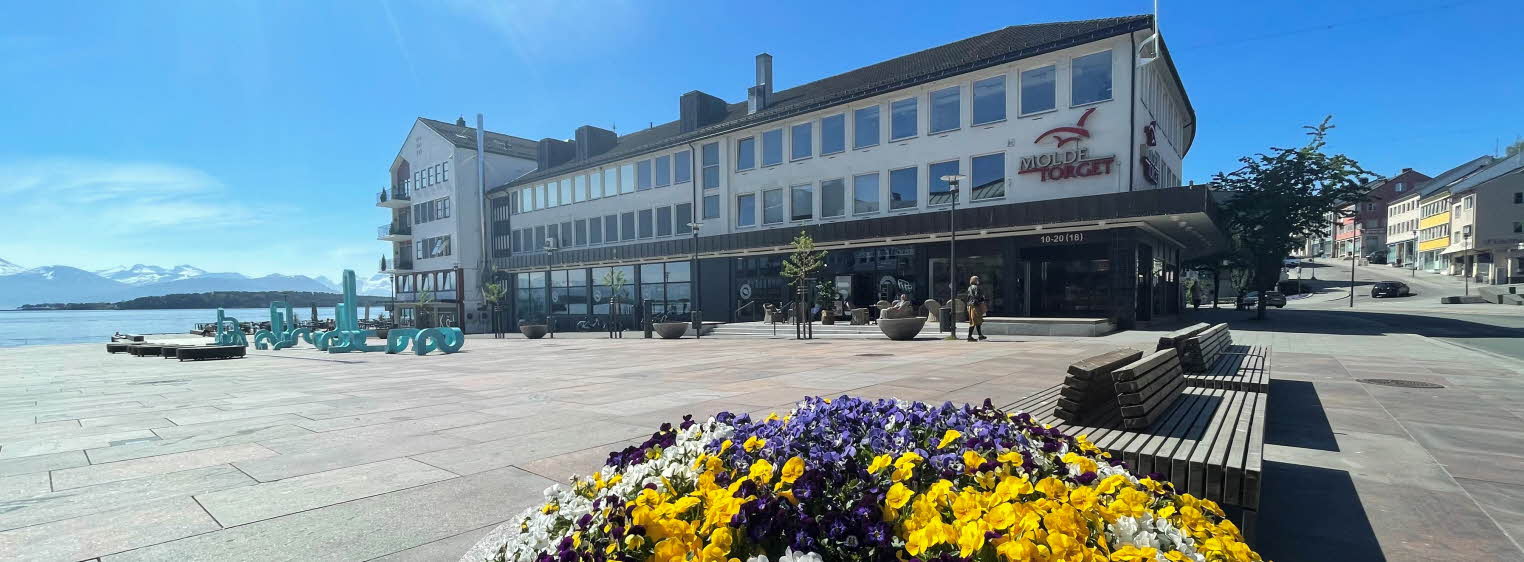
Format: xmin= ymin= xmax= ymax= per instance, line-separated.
xmin=938 ymin=306 xmax=953 ymax=332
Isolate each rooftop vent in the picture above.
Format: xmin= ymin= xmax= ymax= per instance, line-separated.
xmin=575 ymin=125 xmax=617 ymax=160
xmin=455 ymin=116 xmax=467 ymax=127
xmin=748 ymin=53 xmax=773 ymax=115
xmin=680 ymin=91 xmax=728 ymax=134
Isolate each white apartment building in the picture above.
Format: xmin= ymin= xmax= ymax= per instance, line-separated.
xmin=1443 ymin=152 xmax=1524 ymax=283
xmin=379 ymin=117 xmax=538 ymax=332
xmin=486 ymin=15 xmax=1223 ymax=329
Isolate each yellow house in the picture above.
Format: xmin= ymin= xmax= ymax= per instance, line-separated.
xmin=1417 ymin=190 xmax=1452 ymax=271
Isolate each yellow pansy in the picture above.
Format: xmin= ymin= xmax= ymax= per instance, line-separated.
xmin=743 ymin=435 xmax=766 ymax=453
xmin=962 ymin=449 xmax=988 ymax=473
xmin=937 ymin=429 xmax=962 ymax=449
xmin=957 ymin=520 xmax=986 ymax=557
xmin=780 ymin=456 xmax=805 ymax=484
xmin=719 ymin=439 xmax=733 ymax=454
xmin=951 ymin=490 xmax=983 ymax=523
xmin=1035 ymin=476 xmax=1068 ymax=499
xmin=748 ymin=458 xmax=774 ymax=484
xmin=1061 ymin=451 xmax=1099 ymax=474
xmin=1110 ymin=545 xmax=1159 ymax=561
xmin=867 ymin=454 xmax=894 ymax=475
xmin=886 ymin=482 xmax=914 ymax=509
xmin=1068 ymin=485 xmax=1100 ymax=511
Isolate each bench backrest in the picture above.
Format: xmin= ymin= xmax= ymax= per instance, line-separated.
xmin=1112 ymin=348 xmax=1187 ymax=429
xmin=1157 ymin=322 xmax=1211 ymax=352
xmin=1054 ymin=348 xmax=1144 ymax=424
xmin=1180 ymin=324 xmax=1232 ymax=373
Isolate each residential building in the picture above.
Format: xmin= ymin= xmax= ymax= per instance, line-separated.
xmin=1442 ymin=152 xmax=1524 ymax=283
xmin=1385 ymin=157 xmax=1493 ymax=266
xmin=1333 ymin=170 xmax=1430 ymax=262
xmin=379 ymin=117 xmax=538 ymax=332
xmin=1418 ymin=188 xmax=1454 ymax=273
xmin=486 ymin=15 xmax=1226 ymax=330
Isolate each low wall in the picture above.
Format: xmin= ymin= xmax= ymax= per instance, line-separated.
xmin=980 ymin=317 xmax=1115 ymax=337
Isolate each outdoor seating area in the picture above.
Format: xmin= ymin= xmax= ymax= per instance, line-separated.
xmin=1004 ymin=323 xmax=1269 ymax=541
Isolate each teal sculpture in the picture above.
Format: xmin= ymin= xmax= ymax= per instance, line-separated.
xmin=306 ymin=269 xmax=462 ymax=355
xmin=253 ymin=301 xmax=310 ymax=350
xmin=384 ymin=326 xmax=464 ymax=355
xmin=212 ymin=308 xmax=248 ymax=346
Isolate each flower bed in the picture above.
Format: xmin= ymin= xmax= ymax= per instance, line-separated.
xmin=482 ymin=397 xmax=1261 ymax=562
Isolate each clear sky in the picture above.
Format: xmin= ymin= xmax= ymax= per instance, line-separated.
xmin=1 ymin=0 xmax=1519 ymax=278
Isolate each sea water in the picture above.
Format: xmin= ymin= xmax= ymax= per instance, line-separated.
xmin=0 ymin=307 xmax=383 ymax=347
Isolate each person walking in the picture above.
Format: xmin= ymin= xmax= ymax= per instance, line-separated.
xmin=966 ymin=275 xmax=988 ymax=341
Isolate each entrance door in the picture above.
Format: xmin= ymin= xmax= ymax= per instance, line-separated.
xmin=1137 ymin=244 xmax=1153 ymax=321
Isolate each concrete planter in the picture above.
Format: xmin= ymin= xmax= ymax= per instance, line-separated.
xmin=850 ymin=308 xmax=869 ymax=325
xmin=653 ymin=322 xmax=690 ymax=339
xmin=820 ymin=311 xmax=835 ymax=325
xmin=878 ymin=316 xmax=927 ymax=341
xmin=519 ymin=324 xmax=548 ymax=339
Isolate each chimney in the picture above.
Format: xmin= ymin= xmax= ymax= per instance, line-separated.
xmin=680 ymin=91 xmax=729 ymax=133
xmin=536 ymin=138 xmax=576 ymax=170
xmin=748 ymin=53 xmax=773 ymax=115
xmin=1400 ymin=167 xmax=1413 ymax=174
xmin=455 ymin=116 xmax=467 ymax=127
xmin=575 ymin=125 xmax=618 ymax=160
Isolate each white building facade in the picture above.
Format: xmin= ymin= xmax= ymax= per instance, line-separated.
xmin=487 ymin=16 xmax=1224 ymax=330
xmin=379 ymin=118 xmax=538 ymax=332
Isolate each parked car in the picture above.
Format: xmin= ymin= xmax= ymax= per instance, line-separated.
xmin=1371 ymin=281 xmax=1411 ymax=298
xmin=1283 ymin=257 xmax=1301 ymax=268
xmin=1366 ymin=252 xmax=1387 ymax=265
xmin=1237 ymin=291 xmax=1287 ymax=309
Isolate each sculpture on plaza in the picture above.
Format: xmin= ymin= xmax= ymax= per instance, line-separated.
xmin=309 ymin=269 xmax=463 ymax=355
xmin=253 ymin=301 xmax=310 ymax=350
xmin=211 ymin=308 xmax=248 ymax=346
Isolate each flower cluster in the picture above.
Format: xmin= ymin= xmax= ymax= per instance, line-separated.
xmin=484 ymin=397 xmax=1261 ymax=562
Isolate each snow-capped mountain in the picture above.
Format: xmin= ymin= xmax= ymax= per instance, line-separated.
xmin=0 ymin=257 xmax=27 ymax=276
xmin=0 ymin=265 xmax=131 ymax=306
xmin=93 ymin=264 xmax=208 ymax=286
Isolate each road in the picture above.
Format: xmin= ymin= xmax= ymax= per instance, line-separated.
xmin=1262 ymin=259 xmax=1524 ymax=361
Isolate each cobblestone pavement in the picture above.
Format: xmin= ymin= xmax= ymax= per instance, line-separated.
xmin=0 ymin=313 xmax=1520 ymax=560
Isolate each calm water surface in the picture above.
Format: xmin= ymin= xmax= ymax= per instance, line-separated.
xmin=0 ymin=307 xmax=382 ymax=347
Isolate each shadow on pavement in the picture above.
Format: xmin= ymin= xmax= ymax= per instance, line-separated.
xmin=1257 ymin=461 xmax=1383 ymax=561
xmin=1265 ymin=380 xmax=1338 ymax=452
xmin=1160 ymin=307 xmax=1524 ymax=340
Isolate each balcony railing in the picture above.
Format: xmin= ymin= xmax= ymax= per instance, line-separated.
xmin=378 ymin=223 xmax=412 ymax=239
xmin=376 ymin=186 xmax=411 ymax=205
xmin=390 ymin=257 xmax=414 ymax=271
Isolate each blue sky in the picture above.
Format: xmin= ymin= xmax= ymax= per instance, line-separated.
xmin=1 ymin=0 xmax=1519 ymax=278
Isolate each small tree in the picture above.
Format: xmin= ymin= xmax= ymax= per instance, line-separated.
xmin=600 ymin=268 xmax=629 ymax=333
xmin=1213 ymin=117 xmax=1374 ymax=319
xmin=782 ymin=231 xmax=827 ymax=320
xmin=482 ymin=283 xmax=506 ymax=336
xmin=416 ymin=290 xmax=435 ymax=328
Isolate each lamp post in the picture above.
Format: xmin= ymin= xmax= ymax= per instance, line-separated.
xmin=545 ymin=239 xmax=558 ymax=338
xmin=1463 ymin=229 xmax=1472 ymax=296
xmin=940 ymin=174 xmax=966 ymax=339
xmin=688 ymin=221 xmax=702 ymax=338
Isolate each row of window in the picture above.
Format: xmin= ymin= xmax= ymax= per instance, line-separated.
xmin=400 ymin=161 xmax=450 ymax=194
xmin=1387 ymin=219 xmax=1418 ymax=236
xmin=415 ymin=235 xmax=452 ymax=259
xmin=735 ymin=153 xmax=1006 ymax=227
xmin=1420 ymin=224 xmax=1451 ymax=242
xmin=1421 ymin=200 xmax=1449 ymax=217
xmin=413 ymin=196 xmax=451 ymax=225
xmin=512 ymin=202 xmax=696 ymax=253
xmin=509 ymin=147 xmax=710 ymax=214
xmin=1387 ymin=198 xmax=1418 ymax=217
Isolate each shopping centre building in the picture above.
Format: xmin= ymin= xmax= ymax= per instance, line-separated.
xmin=483 ymin=15 xmax=1226 ymax=331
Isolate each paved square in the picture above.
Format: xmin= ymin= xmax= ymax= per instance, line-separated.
xmin=1 ymin=311 xmax=1521 ymax=561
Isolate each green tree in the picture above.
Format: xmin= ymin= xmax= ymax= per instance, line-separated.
xmin=482 ymin=282 xmax=506 ymax=334
xmin=416 ymin=290 xmax=435 ymax=328
xmin=781 ymin=230 xmax=826 ymax=291
xmin=1507 ymin=136 xmax=1524 ymax=157
xmin=1213 ymin=117 xmax=1374 ymax=319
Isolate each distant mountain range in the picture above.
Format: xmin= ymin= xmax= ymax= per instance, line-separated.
xmin=0 ymin=258 xmax=393 ymax=309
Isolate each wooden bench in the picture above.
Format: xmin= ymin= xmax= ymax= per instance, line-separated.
xmin=1004 ymin=347 xmax=1269 ymax=543
xmin=1055 ymin=348 xmax=1144 ymax=424
xmin=175 ymin=345 xmax=246 ymax=361
xmin=106 ymin=342 xmax=132 ymax=354
xmin=128 ymin=343 xmax=164 ymax=357
xmin=1156 ymin=322 xmax=1211 ymax=352
xmin=1175 ymin=323 xmax=1271 ymax=393
xmin=1179 ymin=324 xmax=1232 ymax=373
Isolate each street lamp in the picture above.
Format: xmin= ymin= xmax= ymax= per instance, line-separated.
xmin=940 ymin=174 xmax=966 ymax=339
xmin=688 ymin=221 xmax=703 ymax=338
xmin=545 ymin=238 xmax=558 ymax=338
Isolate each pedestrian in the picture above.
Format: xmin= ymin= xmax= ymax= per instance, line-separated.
xmin=1191 ymin=284 xmax=1200 ymax=309
xmin=966 ymin=275 xmax=988 ymax=342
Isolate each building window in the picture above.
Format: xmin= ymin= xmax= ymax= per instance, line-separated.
xmin=620 ymin=164 xmax=636 ymax=194
xmin=736 ymin=137 xmax=756 ymax=170
xmin=762 ymin=129 xmax=784 ymax=166
xmin=737 ymin=193 xmax=756 ymax=227
xmin=590 ymin=172 xmax=603 ymax=200
xmin=1514 ymin=192 xmax=1522 ymax=204
xmin=791 ymin=123 xmax=813 ymax=160
xmin=535 ymin=184 xmax=546 ymax=209
xmin=534 ymin=226 xmax=545 ymax=251
xmin=675 ymin=202 xmax=693 ymax=234
xmin=1514 ymin=222 xmax=1522 ymax=233
xmin=589 ymin=216 xmax=603 ymax=244
xmin=972 ymin=75 xmax=1006 ymax=125
xmin=417 ymin=235 xmax=451 ymax=259
xmin=574 ymin=219 xmax=587 ymax=246
xmin=620 ymin=212 xmax=636 ymax=241
xmin=509 ymin=191 xmax=520 ymax=215
xmin=821 ymin=114 xmax=846 ymax=155
xmin=637 ymin=160 xmax=653 ymax=191
xmin=853 ymin=172 xmax=880 ymax=214
xmin=791 ymin=183 xmax=813 ymax=221
xmin=971 ymin=153 xmax=1005 ymax=200
xmin=656 ymin=206 xmax=672 ymax=236
xmin=929 ymin=86 xmax=960 ymax=134
xmin=703 ymin=194 xmax=720 ymax=220
xmin=890 ymin=98 xmax=917 ymax=140
xmin=1071 ymin=50 xmax=1113 ymax=106
xmin=559 ymin=222 xmax=572 ymax=247
xmin=604 ymin=214 xmax=618 ymax=243
xmin=574 ymin=175 xmax=587 ymax=203
xmin=854 ymin=106 xmax=880 ymax=149
xmin=559 ymin=179 xmax=572 ymax=205
xmin=674 ymin=150 xmax=692 ymax=183
xmin=929 ymin=160 xmax=960 ymax=206
xmin=890 ymin=167 xmax=918 ymax=210
xmin=638 ymin=209 xmax=654 ymax=238
xmin=603 ymin=168 xmax=618 ymax=197
xmin=702 ymin=142 xmax=720 ymax=189
xmin=821 ymin=178 xmax=845 ymax=218
xmin=763 ymin=188 xmax=784 ymax=225
xmin=441 ymin=161 xmax=449 ymax=181
xmin=511 ymin=230 xmax=521 ymax=252
xmin=1021 ymin=65 xmax=1056 ymax=115
xmin=655 ymin=155 xmax=671 ymax=187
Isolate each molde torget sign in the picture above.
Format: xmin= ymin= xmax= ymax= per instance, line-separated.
xmin=1018 ymin=107 xmax=1116 ymax=182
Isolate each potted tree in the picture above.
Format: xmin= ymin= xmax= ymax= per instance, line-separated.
xmin=518 ymin=313 xmax=549 ymax=339
xmin=782 ymin=230 xmax=826 ymax=327
xmin=601 ymin=268 xmax=630 ymax=337
xmin=416 ymin=291 xmax=435 ymax=329
xmin=817 ymin=280 xmax=838 ymax=325
xmin=483 ymin=282 xmax=506 ymax=338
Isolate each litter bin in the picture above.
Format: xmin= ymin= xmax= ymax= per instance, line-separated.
xmin=938 ymin=306 xmax=953 ymax=332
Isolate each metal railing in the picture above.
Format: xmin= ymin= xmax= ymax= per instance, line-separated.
xmin=391 ymin=257 xmax=413 ymax=270
xmin=377 ymin=186 xmax=411 ymax=204
xmin=377 ymin=223 xmax=412 ymax=238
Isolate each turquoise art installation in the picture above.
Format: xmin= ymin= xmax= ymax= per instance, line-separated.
xmin=253 ymin=301 xmax=310 ymax=350
xmin=305 ymin=269 xmax=462 ymax=355
xmin=212 ymin=308 xmax=248 ymax=346
xmin=384 ymin=327 xmax=464 ymax=355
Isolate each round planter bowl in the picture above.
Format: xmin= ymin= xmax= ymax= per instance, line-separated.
xmin=519 ymin=325 xmax=548 ymax=339
xmin=652 ymin=322 xmax=690 ymax=339
xmin=878 ymin=316 xmax=927 ymax=341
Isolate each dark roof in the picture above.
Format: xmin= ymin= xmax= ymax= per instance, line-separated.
xmin=419 ymin=118 xmax=539 ymax=160
xmin=496 ymin=15 xmax=1162 ymax=192
xmin=1414 ymin=155 xmax=1496 ymax=198
xmin=1448 ymin=151 xmax=1523 ymax=195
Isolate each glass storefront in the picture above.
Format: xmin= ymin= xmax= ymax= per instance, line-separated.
xmin=512 ymin=262 xmax=692 ymax=330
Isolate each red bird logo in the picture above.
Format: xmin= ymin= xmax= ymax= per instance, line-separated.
xmin=1033 ymin=107 xmax=1095 ymax=148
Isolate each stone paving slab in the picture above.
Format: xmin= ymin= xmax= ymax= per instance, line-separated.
xmin=0 ymin=464 xmax=251 ymax=531
xmin=196 ymin=458 xmax=456 ymax=527
xmin=0 ymin=496 xmax=220 ymax=562
xmin=52 ymin=443 xmax=278 ymax=490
